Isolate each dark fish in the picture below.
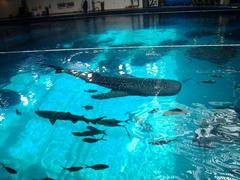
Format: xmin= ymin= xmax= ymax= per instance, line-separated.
xmin=82 ymin=136 xmax=105 ymax=143
xmin=82 ymin=105 xmax=94 ymax=110
xmin=96 ymin=120 xmax=131 ymax=138
xmin=62 ymin=166 xmax=83 ymax=172
xmin=83 ymin=116 xmax=106 ymax=124
xmin=16 ymin=109 xmax=22 ymax=115
xmin=149 ymin=138 xmax=176 ymax=145
xmin=86 ymin=126 xmax=99 ymax=131
xmin=35 ymin=110 xmax=105 ymax=125
xmin=169 ymin=108 xmax=182 ymax=112
xmin=42 ymin=177 xmax=55 ymax=180
xmin=86 ymin=164 xmax=109 ymax=170
xmin=86 ymin=126 xmax=106 ymax=135
xmin=96 ymin=119 xmax=129 ymax=126
xmin=210 ymin=74 xmax=223 ymax=78
xmin=72 ymin=131 xmax=96 ymax=137
xmin=1 ymin=163 xmax=17 ymax=174
xmin=163 ymin=108 xmax=188 ymax=116
xmin=198 ymin=80 xmax=216 ymax=84
xmin=217 ymin=65 xmax=240 ymax=72
xmin=84 ymin=89 xmax=98 ymax=93
xmin=148 ymin=108 xmax=159 ymax=114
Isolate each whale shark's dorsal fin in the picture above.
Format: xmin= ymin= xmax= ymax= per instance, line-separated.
xmin=49 ymin=118 xmax=57 ymax=125
xmin=91 ymin=90 xmax=129 ymax=99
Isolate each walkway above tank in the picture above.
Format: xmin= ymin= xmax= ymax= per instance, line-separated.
xmin=0 ymin=5 xmax=240 ymax=25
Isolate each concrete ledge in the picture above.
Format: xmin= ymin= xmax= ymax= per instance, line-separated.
xmin=0 ymin=6 xmax=240 ymax=25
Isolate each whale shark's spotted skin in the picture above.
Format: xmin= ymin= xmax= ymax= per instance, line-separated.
xmin=48 ymin=65 xmax=181 ymax=99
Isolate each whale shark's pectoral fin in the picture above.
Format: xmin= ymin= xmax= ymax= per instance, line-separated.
xmin=91 ymin=90 xmax=129 ymax=99
xmin=49 ymin=118 xmax=57 ymax=125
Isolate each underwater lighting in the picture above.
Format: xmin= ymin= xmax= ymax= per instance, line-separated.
xmin=20 ymin=95 xmax=29 ymax=106
xmin=119 ymin=71 xmax=125 ymax=75
xmin=0 ymin=113 xmax=5 ymax=122
xmin=118 ymin=64 xmax=123 ymax=70
xmin=45 ymin=79 xmax=53 ymax=90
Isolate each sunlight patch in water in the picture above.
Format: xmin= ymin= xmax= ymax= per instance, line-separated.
xmin=91 ymin=29 xmax=177 ymax=46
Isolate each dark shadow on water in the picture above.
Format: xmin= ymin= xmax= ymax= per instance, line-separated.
xmin=159 ymin=39 xmax=188 ymax=45
xmin=0 ymin=89 xmax=21 ymax=108
xmin=129 ymin=39 xmax=188 ymax=66
xmin=187 ymin=46 xmax=238 ymax=65
xmin=131 ymin=48 xmax=169 ymax=66
xmin=111 ymin=42 xmax=144 ymax=47
xmin=98 ymin=50 xmax=131 ymax=75
xmin=130 ymin=39 xmax=188 ymax=67
xmin=224 ymin=29 xmax=240 ymax=41
xmin=184 ymin=30 xmax=217 ymax=39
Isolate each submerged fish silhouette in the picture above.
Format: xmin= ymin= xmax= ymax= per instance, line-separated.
xmin=210 ymin=74 xmax=223 ymax=78
xmin=72 ymin=131 xmax=96 ymax=137
xmin=85 ymin=164 xmax=109 ymax=170
xmin=47 ymin=65 xmax=181 ymax=99
xmin=42 ymin=177 xmax=55 ymax=180
xmin=1 ymin=163 xmax=17 ymax=174
xmin=86 ymin=126 xmax=106 ymax=135
xmin=82 ymin=105 xmax=94 ymax=110
xmin=62 ymin=166 xmax=83 ymax=172
xmin=84 ymin=89 xmax=98 ymax=93
xmin=96 ymin=119 xmax=129 ymax=126
xmin=96 ymin=119 xmax=131 ymax=138
xmin=149 ymin=138 xmax=176 ymax=145
xmin=72 ymin=126 xmax=106 ymax=137
xmin=198 ymin=80 xmax=216 ymax=84
xmin=163 ymin=108 xmax=188 ymax=116
xmin=82 ymin=136 xmax=106 ymax=143
xmin=35 ymin=110 xmax=105 ymax=125
xmin=16 ymin=109 xmax=22 ymax=115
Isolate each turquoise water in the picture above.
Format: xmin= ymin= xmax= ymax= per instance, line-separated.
xmin=0 ymin=13 xmax=240 ymax=179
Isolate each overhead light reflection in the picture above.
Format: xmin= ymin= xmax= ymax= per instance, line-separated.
xmin=146 ymin=63 xmax=159 ymax=76
xmin=20 ymin=95 xmax=29 ymax=106
xmin=0 ymin=113 xmax=5 ymax=124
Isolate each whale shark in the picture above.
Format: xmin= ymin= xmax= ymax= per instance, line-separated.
xmin=35 ymin=110 xmax=105 ymax=125
xmin=46 ymin=65 xmax=181 ymax=99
